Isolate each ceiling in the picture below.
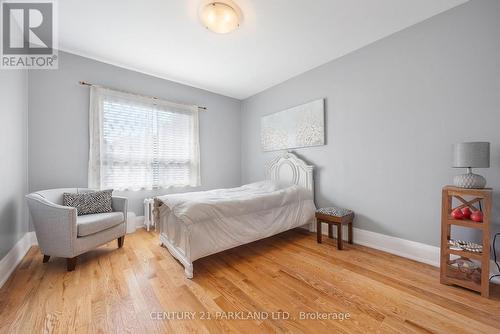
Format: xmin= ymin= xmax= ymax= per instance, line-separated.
xmin=59 ymin=0 xmax=467 ymax=99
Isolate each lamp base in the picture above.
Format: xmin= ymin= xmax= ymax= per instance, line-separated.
xmin=453 ymin=172 xmax=486 ymax=189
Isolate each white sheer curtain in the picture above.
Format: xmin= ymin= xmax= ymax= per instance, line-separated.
xmin=88 ymin=86 xmax=200 ymax=191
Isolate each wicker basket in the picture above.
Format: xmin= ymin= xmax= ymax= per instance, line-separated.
xmin=447 ymin=258 xmax=481 ymax=284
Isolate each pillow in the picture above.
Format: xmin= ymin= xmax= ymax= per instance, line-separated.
xmin=63 ymin=189 xmax=113 ymax=216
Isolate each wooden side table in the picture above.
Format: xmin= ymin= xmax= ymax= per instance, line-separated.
xmin=440 ymin=186 xmax=492 ymax=297
xmin=315 ymin=208 xmax=354 ymax=250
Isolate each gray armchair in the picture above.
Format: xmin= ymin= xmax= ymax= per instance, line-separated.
xmin=26 ymin=188 xmax=127 ymax=271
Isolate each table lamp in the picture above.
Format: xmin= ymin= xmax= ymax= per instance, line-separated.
xmin=452 ymin=142 xmax=490 ymax=188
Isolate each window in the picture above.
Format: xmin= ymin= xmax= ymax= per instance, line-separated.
xmin=88 ymin=87 xmax=200 ymax=190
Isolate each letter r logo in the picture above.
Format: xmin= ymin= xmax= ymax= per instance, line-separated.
xmin=2 ymin=1 xmax=53 ymax=55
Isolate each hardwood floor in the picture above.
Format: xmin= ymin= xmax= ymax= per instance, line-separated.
xmin=1 ymin=229 xmax=499 ymax=333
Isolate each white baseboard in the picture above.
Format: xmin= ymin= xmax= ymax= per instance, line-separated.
xmin=0 ymin=231 xmax=37 ymax=289
xmin=136 ymin=215 xmax=145 ymax=228
xmin=319 ymin=224 xmax=500 ymax=284
xmin=124 ymin=215 xmax=147 ymax=234
xmin=316 ymin=223 xmax=439 ymax=267
xmin=352 ymin=227 xmax=440 ymax=267
xmin=30 ymin=231 xmax=38 ymax=245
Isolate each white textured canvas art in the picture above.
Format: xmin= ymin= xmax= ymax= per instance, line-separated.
xmin=261 ymin=99 xmax=325 ymax=151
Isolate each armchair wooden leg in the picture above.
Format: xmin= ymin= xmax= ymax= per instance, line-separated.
xmin=118 ymin=236 xmax=125 ymax=248
xmin=43 ymin=255 xmax=50 ymax=263
xmin=67 ymin=257 xmax=77 ymax=271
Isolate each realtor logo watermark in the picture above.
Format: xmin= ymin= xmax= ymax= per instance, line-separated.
xmin=1 ymin=0 xmax=58 ymax=69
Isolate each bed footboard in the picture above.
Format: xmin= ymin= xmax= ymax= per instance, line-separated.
xmin=159 ymin=233 xmax=194 ymax=278
xmin=155 ymin=199 xmax=194 ymax=279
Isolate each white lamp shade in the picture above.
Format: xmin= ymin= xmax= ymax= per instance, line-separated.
xmin=452 ymin=142 xmax=490 ymax=168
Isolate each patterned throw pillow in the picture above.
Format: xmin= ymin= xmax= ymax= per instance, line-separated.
xmin=63 ymin=190 xmax=113 ymax=216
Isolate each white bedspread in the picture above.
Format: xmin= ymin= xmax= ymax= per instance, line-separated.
xmin=156 ymin=181 xmax=316 ymax=271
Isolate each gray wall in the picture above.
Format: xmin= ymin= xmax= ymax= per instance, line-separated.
xmin=29 ymin=52 xmax=242 ymax=215
xmin=0 ymin=70 xmax=28 ymax=260
xmin=24 ymin=0 xmax=500 ymax=248
xmin=241 ymin=0 xmax=500 ymax=247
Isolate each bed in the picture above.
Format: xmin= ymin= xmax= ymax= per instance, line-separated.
xmin=153 ymin=152 xmax=316 ymax=278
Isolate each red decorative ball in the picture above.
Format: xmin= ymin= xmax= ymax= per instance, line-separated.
xmin=470 ymin=211 xmax=483 ymax=223
xmin=461 ymin=207 xmax=472 ymax=219
xmin=451 ymin=208 xmax=464 ymax=220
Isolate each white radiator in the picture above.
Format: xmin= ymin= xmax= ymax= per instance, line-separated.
xmin=143 ymin=198 xmax=155 ymax=231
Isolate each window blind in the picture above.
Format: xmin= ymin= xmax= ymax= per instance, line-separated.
xmin=88 ymin=87 xmax=200 ymax=191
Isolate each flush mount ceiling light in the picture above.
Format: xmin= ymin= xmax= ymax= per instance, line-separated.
xmin=199 ymin=2 xmax=241 ymax=34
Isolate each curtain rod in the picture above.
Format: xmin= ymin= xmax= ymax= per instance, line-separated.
xmin=78 ymin=81 xmax=207 ymax=111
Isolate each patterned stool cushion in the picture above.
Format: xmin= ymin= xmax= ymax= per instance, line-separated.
xmin=316 ymin=207 xmax=353 ymax=217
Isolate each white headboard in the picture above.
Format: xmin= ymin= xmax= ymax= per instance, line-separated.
xmin=266 ymin=152 xmax=314 ymax=196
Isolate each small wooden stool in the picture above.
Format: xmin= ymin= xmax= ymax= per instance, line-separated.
xmin=315 ymin=207 xmax=354 ymax=250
